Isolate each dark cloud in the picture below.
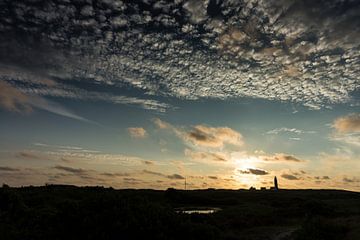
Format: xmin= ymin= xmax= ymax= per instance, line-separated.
xmin=52 ymin=165 xmax=122 ymax=183
xmin=239 ymin=168 xmax=269 ymax=175
xmin=17 ymin=151 xmax=45 ymax=160
xmin=1 ymin=0 xmax=358 ymax=110
xmin=0 ymin=166 xmax=19 ymax=172
xmin=54 ymin=165 xmax=89 ymax=175
xmin=208 ymin=176 xmax=218 ymax=180
xmin=100 ymin=172 xmax=131 ymax=177
xmin=343 ymin=177 xmax=360 ymax=183
xmin=167 ymin=174 xmax=185 ymax=180
xmin=142 ymin=169 xmax=184 ymax=180
xmin=281 ymin=174 xmax=300 ymax=180
xmin=143 ymin=169 xmax=164 ymax=177
xmin=143 ymin=160 xmax=154 ymax=165
xmin=261 ymin=153 xmax=304 ymax=162
xmin=123 ymin=178 xmax=143 ymax=185
xmin=314 ymin=175 xmax=331 ymax=180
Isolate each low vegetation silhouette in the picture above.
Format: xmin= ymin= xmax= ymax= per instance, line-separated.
xmin=0 ymin=185 xmax=359 ymax=240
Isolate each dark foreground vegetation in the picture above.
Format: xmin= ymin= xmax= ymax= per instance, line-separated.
xmin=0 ymin=185 xmax=359 ymax=240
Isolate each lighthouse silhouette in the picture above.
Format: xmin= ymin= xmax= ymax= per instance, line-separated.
xmin=274 ymin=176 xmax=279 ymax=190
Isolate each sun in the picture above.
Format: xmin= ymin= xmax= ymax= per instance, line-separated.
xmin=232 ymin=156 xmax=261 ymax=187
xmin=233 ymin=155 xmax=260 ymax=171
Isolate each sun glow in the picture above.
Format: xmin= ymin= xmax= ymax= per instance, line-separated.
xmin=233 ymin=156 xmax=262 ymax=187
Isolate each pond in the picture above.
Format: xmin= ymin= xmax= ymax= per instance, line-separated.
xmin=175 ymin=207 xmax=221 ymax=214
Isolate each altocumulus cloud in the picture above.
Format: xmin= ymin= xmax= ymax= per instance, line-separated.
xmin=1 ymin=0 xmax=358 ymax=111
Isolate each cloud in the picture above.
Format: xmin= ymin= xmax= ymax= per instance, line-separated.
xmin=208 ymin=176 xmax=218 ymax=180
xmin=0 ymin=166 xmax=19 ymax=172
xmin=0 ymin=81 xmax=32 ymax=112
xmin=52 ymin=165 xmax=137 ymax=185
xmin=0 ymin=81 xmax=95 ymax=123
xmin=128 ymin=127 xmax=147 ymax=139
xmin=333 ymin=114 xmax=360 ymax=133
xmin=1 ymin=1 xmax=358 ymax=110
xmin=183 ymin=0 xmax=209 ymax=24
xmin=143 ymin=169 xmax=164 ymax=177
xmin=16 ymin=151 xmax=45 ymax=160
xmin=0 ymin=64 xmax=57 ymax=86
xmin=153 ymin=119 xmax=243 ymax=149
xmin=186 ymin=125 xmax=243 ymax=148
xmin=100 ymin=172 xmax=131 ymax=177
xmin=123 ymin=178 xmax=143 ymax=185
xmin=185 ymin=149 xmax=229 ymax=162
xmin=54 ymin=165 xmax=90 ymax=175
xmin=167 ymin=174 xmax=185 ymax=180
xmin=57 ymin=152 xmax=143 ymax=166
xmin=314 ymin=176 xmax=331 ymax=180
xmin=343 ymin=177 xmax=360 ymax=183
xmin=33 ymin=142 xmax=99 ymax=153
xmin=153 ymin=118 xmax=172 ymax=129
xmin=13 ymin=148 xmax=152 ymax=169
xmin=239 ymin=168 xmax=269 ymax=175
xmin=281 ymin=174 xmax=300 ymax=180
xmin=24 ymin=84 xmax=172 ymax=113
xmin=143 ymin=160 xmax=154 ymax=165
xmin=142 ymin=169 xmax=185 ymax=180
xmin=330 ymin=133 xmax=360 ymax=147
xmin=266 ymin=127 xmax=316 ymax=135
xmin=30 ymin=96 xmax=95 ymax=124
xmin=260 ymin=153 xmax=304 ymax=162
xmin=331 ymin=114 xmax=360 ymax=146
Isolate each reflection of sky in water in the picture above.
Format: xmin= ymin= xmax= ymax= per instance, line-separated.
xmin=176 ymin=208 xmax=221 ymax=214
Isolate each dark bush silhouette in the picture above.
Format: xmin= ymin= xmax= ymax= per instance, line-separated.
xmin=0 ymin=185 xmax=359 ymax=240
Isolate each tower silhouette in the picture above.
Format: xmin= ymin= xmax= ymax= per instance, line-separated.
xmin=274 ymin=176 xmax=278 ymax=190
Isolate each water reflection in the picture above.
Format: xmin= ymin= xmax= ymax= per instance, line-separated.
xmin=175 ymin=207 xmax=221 ymax=214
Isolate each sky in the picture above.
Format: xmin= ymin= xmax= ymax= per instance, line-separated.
xmin=0 ymin=0 xmax=359 ymax=191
